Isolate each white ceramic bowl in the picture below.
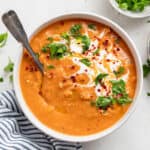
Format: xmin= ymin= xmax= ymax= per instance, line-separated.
xmin=109 ymin=0 xmax=150 ymax=18
xmin=14 ymin=12 xmax=143 ymax=142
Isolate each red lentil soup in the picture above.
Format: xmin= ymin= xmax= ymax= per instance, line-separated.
xmin=20 ymin=19 xmax=137 ymax=136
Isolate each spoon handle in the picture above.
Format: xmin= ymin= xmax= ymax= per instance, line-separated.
xmin=2 ymin=10 xmax=43 ymax=74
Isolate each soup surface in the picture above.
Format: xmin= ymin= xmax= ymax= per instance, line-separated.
xmin=20 ymin=19 xmax=137 ymax=136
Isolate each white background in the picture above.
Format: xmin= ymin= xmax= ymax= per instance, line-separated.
xmin=0 ymin=0 xmax=150 ymax=150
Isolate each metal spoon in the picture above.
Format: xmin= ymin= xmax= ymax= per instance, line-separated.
xmin=2 ymin=10 xmax=44 ymax=74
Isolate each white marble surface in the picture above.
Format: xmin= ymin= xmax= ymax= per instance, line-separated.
xmin=0 ymin=0 xmax=150 ymax=150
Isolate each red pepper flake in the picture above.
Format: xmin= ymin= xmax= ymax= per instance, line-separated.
xmin=29 ymin=66 xmax=34 ymax=72
xmin=97 ymin=89 xmax=101 ymax=92
xmin=62 ymin=79 xmax=66 ymax=83
xmin=101 ymin=84 xmax=107 ymax=90
xmin=103 ymin=40 xmax=109 ymax=46
xmin=38 ymin=91 xmax=42 ymax=95
xmin=116 ymin=47 xmax=120 ymax=51
xmin=60 ymin=21 xmax=64 ymax=26
xmin=70 ymin=65 xmax=75 ymax=70
xmin=92 ymin=56 xmax=96 ymax=60
xmin=25 ymin=66 xmax=29 ymax=70
xmin=24 ymin=53 xmax=29 ymax=58
xmin=46 ymin=55 xmax=50 ymax=59
xmin=106 ymin=59 xmax=110 ymax=62
xmin=34 ymin=67 xmax=38 ymax=71
xmin=70 ymin=76 xmax=76 ymax=83
xmin=90 ymin=95 xmax=93 ymax=98
xmin=84 ymin=69 xmax=88 ymax=72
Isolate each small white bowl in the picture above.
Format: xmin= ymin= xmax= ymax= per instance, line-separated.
xmin=14 ymin=12 xmax=143 ymax=142
xmin=109 ymin=0 xmax=150 ymax=18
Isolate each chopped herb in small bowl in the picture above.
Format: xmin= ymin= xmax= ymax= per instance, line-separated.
xmin=109 ymin=0 xmax=150 ymax=18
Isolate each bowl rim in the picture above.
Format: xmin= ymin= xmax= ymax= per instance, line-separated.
xmin=109 ymin=0 xmax=150 ymax=18
xmin=13 ymin=11 xmax=143 ymax=142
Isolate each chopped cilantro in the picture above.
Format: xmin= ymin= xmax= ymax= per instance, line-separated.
xmin=116 ymin=0 xmax=150 ymax=12
xmin=47 ymin=65 xmax=55 ymax=69
xmin=42 ymin=42 xmax=67 ymax=58
xmin=47 ymin=37 xmax=53 ymax=42
xmin=113 ymin=66 xmax=125 ymax=77
xmin=88 ymin=23 xmax=96 ymax=30
xmin=4 ymin=58 xmax=14 ymax=72
xmin=111 ymin=79 xmax=132 ymax=104
xmin=9 ymin=74 xmax=13 ymax=82
xmin=0 ymin=77 xmax=4 ymax=82
xmin=61 ymin=32 xmax=70 ymax=42
xmin=0 ymin=33 xmax=8 ymax=48
xmin=93 ymin=49 xmax=99 ymax=55
xmin=92 ymin=79 xmax=132 ymax=110
xmin=143 ymin=59 xmax=150 ymax=77
xmin=49 ymin=43 xmax=67 ymax=59
xmin=111 ymin=79 xmax=126 ymax=95
xmin=70 ymin=24 xmax=82 ymax=37
xmin=76 ymin=35 xmax=90 ymax=52
xmin=95 ymin=73 xmax=108 ymax=85
xmin=95 ymin=96 xmax=113 ymax=110
xmin=80 ymin=58 xmax=91 ymax=67
xmin=117 ymin=97 xmax=132 ymax=105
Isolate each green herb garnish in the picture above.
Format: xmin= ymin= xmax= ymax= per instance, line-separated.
xmin=9 ymin=75 xmax=13 ymax=82
xmin=113 ymin=66 xmax=125 ymax=77
xmin=0 ymin=33 xmax=8 ymax=48
xmin=4 ymin=58 xmax=14 ymax=72
xmin=47 ymin=37 xmax=53 ymax=42
xmin=95 ymin=96 xmax=113 ymax=110
xmin=47 ymin=65 xmax=55 ymax=69
xmin=93 ymin=49 xmax=99 ymax=55
xmin=111 ymin=79 xmax=126 ymax=95
xmin=91 ymin=79 xmax=132 ymax=110
xmin=115 ymin=37 xmax=120 ymax=44
xmin=95 ymin=73 xmax=108 ymax=85
xmin=76 ymin=35 xmax=91 ymax=52
xmin=49 ymin=43 xmax=67 ymax=59
xmin=147 ymin=92 xmax=150 ymax=96
xmin=61 ymin=32 xmax=70 ymax=42
xmin=80 ymin=58 xmax=91 ymax=67
xmin=143 ymin=59 xmax=150 ymax=77
xmin=88 ymin=23 xmax=96 ymax=30
xmin=0 ymin=77 xmax=4 ymax=82
xmin=70 ymin=24 xmax=82 ymax=37
xmin=116 ymin=0 xmax=150 ymax=12
xmin=111 ymin=79 xmax=132 ymax=104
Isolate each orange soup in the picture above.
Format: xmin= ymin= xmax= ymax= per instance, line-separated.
xmin=20 ymin=19 xmax=137 ymax=136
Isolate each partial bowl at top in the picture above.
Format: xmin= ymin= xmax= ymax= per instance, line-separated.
xmin=109 ymin=0 xmax=150 ymax=18
xmin=14 ymin=12 xmax=143 ymax=142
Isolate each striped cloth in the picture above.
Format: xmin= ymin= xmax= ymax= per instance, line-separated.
xmin=0 ymin=90 xmax=82 ymax=150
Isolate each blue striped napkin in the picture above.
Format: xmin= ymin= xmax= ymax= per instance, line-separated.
xmin=0 ymin=90 xmax=82 ymax=150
